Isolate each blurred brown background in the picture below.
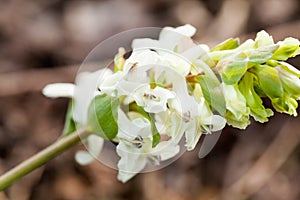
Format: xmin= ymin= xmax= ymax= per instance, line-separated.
xmin=1 ymin=0 xmax=300 ymax=199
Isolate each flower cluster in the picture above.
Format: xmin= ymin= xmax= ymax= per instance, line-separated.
xmin=42 ymin=24 xmax=300 ymax=182
xmin=204 ymin=31 xmax=300 ymax=128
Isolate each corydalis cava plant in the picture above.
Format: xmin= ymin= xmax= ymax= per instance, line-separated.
xmin=42 ymin=24 xmax=300 ymax=183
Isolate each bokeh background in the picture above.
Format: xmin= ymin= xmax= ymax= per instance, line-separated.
xmin=1 ymin=0 xmax=300 ymax=199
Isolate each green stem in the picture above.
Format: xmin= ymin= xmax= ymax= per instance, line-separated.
xmin=0 ymin=129 xmax=91 ymax=190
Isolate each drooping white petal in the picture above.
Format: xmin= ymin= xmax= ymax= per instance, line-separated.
xmin=202 ymin=115 xmax=226 ymax=132
xmin=116 ymin=142 xmax=147 ymax=183
xmin=75 ymin=151 xmax=95 ymax=165
xmin=42 ymin=83 xmax=75 ymax=98
xmin=87 ymin=135 xmax=104 ymax=157
xmin=184 ymin=120 xmax=201 ymax=151
xmin=74 ymin=135 xmax=104 ymax=165
xmin=152 ymin=141 xmax=180 ymax=161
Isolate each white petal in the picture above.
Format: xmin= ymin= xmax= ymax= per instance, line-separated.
xmin=116 ymin=142 xmax=147 ymax=183
xmin=137 ymin=85 xmax=175 ymax=114
xmin=152 ymin=141 xmax=180 ymax=161
xmin=123 ymin=50 xmax=160 ymax=73
xmin=100 ymin=71 xmax=123 ymax=95
xmin=181 ymin=45 xmax=208 ymax=61
xmin=87 ymin=135 xmax=104 ymax=157
xmin=174 ymin=24 xmax=197 ymax=37
xmin=159 ymin=52 xmax=191 ymax=76
xmin=169 ymin=113 xmax=186 ymax=144
xmin=74 ymin=135 xmax=104 ymax=165
xmin=172 ymin=77 xmax=199 ymax=117
xmin=132 ymin=38 xmax=160 ymax=49
xmin=117 ymin=109 xmax=151 ymax=139
xmin=159 ymin=27 xmax=178 ymax=50
xmin=42 ymin=83 xmax=75 ymax=98
xmin=144 ymin=103 xmax=166 ymax=113
xmin=73 ymin=69 xmax=112 ymax=124
xmin=159 ymin=25 xmax=196 ymax=52
xmin=75 ymin=151 xmax=94 ymax=165
xmin=185 ymin=120 xmax=202 ymax=151
xmin=117 ymin=80 xmax=146 ymax=96
xmin=202 ymin=115 xmax=226 ymax=132
xmin=152 ymin=86 xmax=176 ymax=100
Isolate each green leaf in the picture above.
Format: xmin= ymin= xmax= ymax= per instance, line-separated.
xmin=271 ymin=37 xmax=300 ymax=61
xmin=87 ymin=94 xmax=119 ymax=140
xmin=217 ymin=52 xmax=248 ymax=84
xmin=211 ymin=38 xmax=239 ymax=51
xmin=193 ymin=60 xmax=226 ymax=115
xmin=62 ymin=100 xmax=77 ymax=136
xmin=129 ymin=102 xmax=160 ymax=147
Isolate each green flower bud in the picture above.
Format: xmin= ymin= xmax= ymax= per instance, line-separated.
xmin=221 ymin=83 xmax=250 ymax=129
xmin=217 ymin=52 xmax=248 ymax=84
xmin=272 ymin=95 xmax=298 ymax=116
xmin=114 ymin=47 xmax=126 ymax=71
xmin=254 ymin=30 xmax=275 ymax=48
xmin=246 ymin=45 xmax=278 ymax=65
xmin=252 ymin=65 xmax=283 ymax=99
xmin=211 ymin=38 xmax=239 ymax=51
xmin=194 ymin=60 xmax=226 ymax=115
xmin=276 ymin=66 xmax=300 ymax=100
xmin=271 ymin=37 xmax=300 ymax=61
xmin=239 ymin=72 xmax=273 ymax=123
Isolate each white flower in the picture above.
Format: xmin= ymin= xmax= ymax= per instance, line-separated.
xmin=167 ymin=77 xmax=226 ymax=151
xmin=131 ymin=24 xmax=208 ymax=77
xmin=133 ymin=85 xmax=175 ymax=113
xmin=132 ymin=24 xmax=196 ymax=53
xmin=42 ymin=68 xmax=114 ymax=165
xmin=116 ymin=109 xmax=179 ymax=182
xmin=122 ymin=49 xmax=160 ymax=74
xmin=184 ymin=98 xmax=226 ymax=151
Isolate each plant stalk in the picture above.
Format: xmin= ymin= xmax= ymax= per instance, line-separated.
xmin=0 ymin=129 xmax=91 ymax=190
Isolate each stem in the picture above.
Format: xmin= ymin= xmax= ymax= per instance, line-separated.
xmin=0 ymin=129 xmax=91 ymax=190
